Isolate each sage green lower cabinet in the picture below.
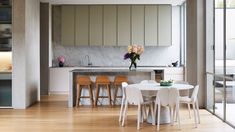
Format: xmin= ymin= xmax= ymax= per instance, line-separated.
xmin=61 ymin=6 xmax=75 ymax=46
xmin=89 ymin=6 xmax=103 ymax=46
xmin=0 ymin=73 xmax=12 ymax=107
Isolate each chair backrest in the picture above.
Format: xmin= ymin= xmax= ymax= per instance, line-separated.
xmin=174 ymin=81 xmax=189 ymax=97
xmin=191 ymin=85 xmax=199 ymax=103
xmin=96 ymin=75 xmax=110 ymax=83
xmin=114 ymin=75 xmax=128 ymax=84
xmin=140 ymin=80 xmax=148 ymax=84
xmin=125 ymin=85 xmax=144 ymax=105
xmin=77 ymin=76 xmax=92 ymax=85
xmin=156 ymin=88 xmax=179 ymax=107
xmin=121 ymin=82 xmax=128 ymax=98
xmin=140 ymin=80 xmax=157 ymax=84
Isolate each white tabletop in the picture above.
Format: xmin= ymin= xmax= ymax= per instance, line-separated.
xmin=129 ymin=83 xmax=194 ymax=91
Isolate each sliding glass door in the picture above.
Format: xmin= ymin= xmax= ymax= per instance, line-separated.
xmin=206 ymin=0 xmax=235 ymax=128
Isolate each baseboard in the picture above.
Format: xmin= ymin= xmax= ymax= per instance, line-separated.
xmin=49 ymin=91 xmax=68 ymax=95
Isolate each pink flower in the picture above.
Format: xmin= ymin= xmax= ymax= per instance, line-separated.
xmin=57 ymin=56 xmax=65 ymax=63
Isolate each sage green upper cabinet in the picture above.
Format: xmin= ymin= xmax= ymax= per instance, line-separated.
xmin=75 ymin=6 xmax=89 ymax=46
xmin=158 ymin=5 xmax=172 ymax=46
xmin=145 ymin=5 xmax=158 ymax=46
xmin=103 ymin=6 xmax=117 ymax=46
xmin=117 ymin=5 xmax=131 ymax=46
xmin=131 ymin=5 xmax=144 ymax=45
xmin=61 ymin=6 xmax=75 ymax=46
xmin=89 ymin=6 xmax=103 ymax=46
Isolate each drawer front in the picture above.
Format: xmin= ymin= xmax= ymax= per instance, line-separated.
xmin=164 ymin=68 xmax=184 ymax=75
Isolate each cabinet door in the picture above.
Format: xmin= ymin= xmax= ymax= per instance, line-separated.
xmin=117 ymin=5 xmax=131 ymax=46
xmin=89 ymin=6 xmax=103 ymax=46
xmin=103 ymin=6 xmax=117 ymax=46
xmin=132 ymin=5 xmax=144 ymax=45
xmin=61 ymin=6 xmax=75 ymax=46
xmin=145 ymin=5 xmax=158 ymax=46
xmin=75 ymin=6 xmax=89 ymax=46
xmin=158 ymin=5 xmax=172 ymax=46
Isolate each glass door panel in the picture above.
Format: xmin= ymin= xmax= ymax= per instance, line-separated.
xmin=225 ymin=77 xmax=235 ymax=125
xmin=226 ymin=0 xmax=235 ymax=126
xmin=206 ymin=74 xmax=214 ymax=112
xmin=214 ymin=75 xmax=224 ymax=118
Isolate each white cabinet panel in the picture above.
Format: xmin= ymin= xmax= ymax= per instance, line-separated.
xmin=158 ymin=5 xmax=172 ymax=46
xmin=61 ymin=6 xmax=75 ymax=46
xmin=117 ymin=5 xmax=131 ymax=46
xmin=145 ymin=5 xmax=158 ymax=46
xmin=89 ymin=6 xmax=103 ymax=46
xmin=75 ymin=6 xmax=89 ymax=46
xmin=132 ymin=5 xmax=144 ymax=45
xmin=103 ymin=6 xmax=117 ymax=46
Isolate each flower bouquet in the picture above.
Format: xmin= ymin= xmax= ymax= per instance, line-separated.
xmin=124 ymin=45 xmax=144 ymax=70
xmin=57 ymin=56 xmax=65 ymax=67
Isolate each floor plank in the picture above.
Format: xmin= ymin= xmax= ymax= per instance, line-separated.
xmin=0 ymin=95 xmax=234 ymax=132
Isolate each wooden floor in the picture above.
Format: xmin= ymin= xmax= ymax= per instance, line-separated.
xmin=0 ymin=95 xmax=234 ymax=132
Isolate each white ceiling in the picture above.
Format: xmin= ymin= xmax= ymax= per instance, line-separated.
xmin=40 ymin=0 xmax=186 ymax=6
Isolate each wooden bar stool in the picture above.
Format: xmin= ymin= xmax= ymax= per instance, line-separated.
xmin=76 ymin=76 xmax=94 ymax=107
xmin=94 ymin=76 xmax=112 ymax=106
xmin=113 ymin=75 xmax=128 ymax=105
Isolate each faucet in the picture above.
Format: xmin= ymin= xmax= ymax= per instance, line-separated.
xmin=85 ymin=55 xmax=92 ymax=66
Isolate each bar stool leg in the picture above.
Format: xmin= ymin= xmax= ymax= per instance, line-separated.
xmin=76 ymin=85 xmax=82 ymax=107
xmin=94 ymin=84 xmax=100 ymax=106
xmin=107 ymin=84 xmax=112 ymax=106
xmin=113 ymin=84 xmax=118 ymax=105
xmin=88 ymin=84 xmax=94 ymax=107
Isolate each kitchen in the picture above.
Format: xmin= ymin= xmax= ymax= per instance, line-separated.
xmin=1 ymin=0 xmax=233 ymax=131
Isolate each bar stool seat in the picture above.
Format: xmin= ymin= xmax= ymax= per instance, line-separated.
xmin=113 ymin=75 xmax=128 ymax=105
xmin=94 ymin=76 xmax=112 ymax=106
xmin=76 ymin=76 xmax=94 ymax=107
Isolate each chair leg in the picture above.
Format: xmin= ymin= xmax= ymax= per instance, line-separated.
xmin=119 ymin=97 xmax=125 ymax=122
xmin=137 ymin=104 xmax=141 ymax=130
xmin=192 ymin=103 xmax=198 ymax=128
xmin=107 ymin=84 xmax=112 ymax=106
xmin=157 ymin=103 xmax=161 ymax=131
xmin=113 ymin=85 xmax=118 ymax=105
xmin=196 ymin=99 xmax=200 ymax=124
xmin=88 ymin=85 xmax=94 ymax=107
xmin=187 ymin=103 xmax=191 ymax=118
xmin=122 ymin=101 xmax=128 ymax=127
xmin=76 ymin=85 xmax=81 ymax=107
xmin=177 ymin=103 xmax=181 ymax=129
xmin=94 ymin=84 xmax=99 ymax=106
xmin=150 ymin=103 xmax=155 ymax=125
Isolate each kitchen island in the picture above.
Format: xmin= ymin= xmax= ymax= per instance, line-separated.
xmin=68 ymin=68 xmax=155 ymax=107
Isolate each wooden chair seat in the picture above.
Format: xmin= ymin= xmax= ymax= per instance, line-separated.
xmin=76 ymin=76 xmax=93 ymax=107
xmin=94 ymin=76 xmax=112 ymax=106
xmin=113 ymin=75 xmax=128 ymax=105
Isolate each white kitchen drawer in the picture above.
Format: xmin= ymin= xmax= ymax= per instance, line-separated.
xmin=164 ymin=67 xmax=184 ymax=75
xmin=164 ymin=75 xmax=184 ymax=81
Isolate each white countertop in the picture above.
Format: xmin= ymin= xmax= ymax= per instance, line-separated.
xmin=50 ymin=66 xmax=183 ymax=70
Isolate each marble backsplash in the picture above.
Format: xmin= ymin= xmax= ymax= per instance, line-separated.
xmin=52 ymin=45 xmax=180 ymax=67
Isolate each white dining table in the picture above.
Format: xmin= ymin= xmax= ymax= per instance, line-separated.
xmin=128 ymin=82 xmax=194 ymax=124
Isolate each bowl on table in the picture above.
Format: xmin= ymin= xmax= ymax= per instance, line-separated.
xmin=160 ymin=80 xmax=174 ymax=86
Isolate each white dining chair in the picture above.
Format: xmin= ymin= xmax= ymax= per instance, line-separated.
xmin=154 ymin=88 xmax=180 ymax=131
xmin=140 ymin=80 xmax=157 ymax=84
xmin=122 ymin=85 xmax=155 ymax=130
xmin=179 ymin=85 xmax=200 ymax=128
xmin=174 ymin=81 xmax=191 ymax=118
xmin=119 ymin=82 xmax=128 ymax=123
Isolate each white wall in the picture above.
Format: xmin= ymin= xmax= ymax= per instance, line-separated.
xmin=12 ymin=0 xmax=40 ymax=109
